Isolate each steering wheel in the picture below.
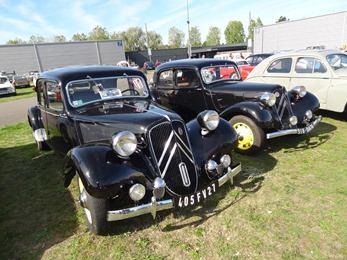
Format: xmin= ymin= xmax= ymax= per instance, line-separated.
xmin=121 ymin=89 xmax=140 ymax=96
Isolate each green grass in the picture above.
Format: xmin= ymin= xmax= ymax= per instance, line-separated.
xmin=0 ymin=112 xmax=346 ymax=259
xmin=0 ymin=87 xmax=36 ymax=103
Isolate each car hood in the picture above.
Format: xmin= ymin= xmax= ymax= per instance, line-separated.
xmin=73 ymin=100 xmax=182 ymax=142
xmin=211 ymin=80 xmax=282 ymax=95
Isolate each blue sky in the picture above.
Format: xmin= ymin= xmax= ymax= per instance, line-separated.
xmin=0 ymin=0 xmax=346 ymax=45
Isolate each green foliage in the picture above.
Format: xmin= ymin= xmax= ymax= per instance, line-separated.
xmin=168 ymin=26 xmax=185 ymax=48
xmin=189 ymin=26 xmax=202 ymax=47
xmin=224 ymin=20 xmax=245 ymax=44
xmin=205 ymin=26 xmax=221 ymax=46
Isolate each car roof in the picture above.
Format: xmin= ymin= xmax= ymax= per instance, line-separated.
xmin=40 ymin=65 xmax=145 ymax=84
xmin=156 ymin=58 xmax=237 ymax=70
xmin=265 ymin=49 xmax=343 ymax=59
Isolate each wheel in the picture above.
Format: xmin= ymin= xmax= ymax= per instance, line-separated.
xmin=121 ymin=89 xmax=140 ymax=95
xmin=229 ymin=115 xmax=265 ymax=155
xmin=76 ymin=174 xmax=109 ymax=235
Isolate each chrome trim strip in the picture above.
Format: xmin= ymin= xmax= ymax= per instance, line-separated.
xmin=266 ymin=115 xmax=322 ymax=139
xmin=161 ymin=143 xmax=177 ymax=178
xmin=106 ymin=162 xmax=242 ymax=222
xmin=158 ymin=130 xmax=174 ymax=167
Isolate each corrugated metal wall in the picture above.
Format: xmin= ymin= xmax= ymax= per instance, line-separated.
xmin=0 ymin=40 xmax=125 ymax=75
xmin=254 ymin=11 xmax=347 ymax=53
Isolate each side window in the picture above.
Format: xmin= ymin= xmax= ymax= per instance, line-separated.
xmin=46 ymin=81 xmax=63 ymax=110
xmin=267 ymin=58 xmax=292 ymax=73
xmin=295 ymin=57 xmax=327 ymax=73
xmin=37 ymin=79 xmax=45 ymax=105
xmin=157 ymin=70 xmax=174 ymax=88
xmin=175 ymin=68 xmax=199 ymax=88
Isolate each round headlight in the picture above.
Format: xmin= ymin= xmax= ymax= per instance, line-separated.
xmin=206 ymin=160 xmax=218 ymax=172
xmin=260 ymin=93 xmax=276 ymax=107
xmin=197 ymin=110 xmax=220 ymax=131
xmin=112 ymin=131 xmax=137 ymax=157
xmin=289 ymin=116 xmax=298 ymax=126
xmin=220 ymin=154 xmax=231 ymax=168
xmin=305 ymin=110 xmax=313 ymax=120
xmin=292 ymin=85 xmax=306 ymax=98
xmin=129 ymin=183 xmax=146 ymax=201
xmin=153 ymin=177 xmax=166 ymax=199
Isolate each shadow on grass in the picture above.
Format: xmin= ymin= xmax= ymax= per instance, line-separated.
xmin=0 ymin=143 xmax=78 ymax=259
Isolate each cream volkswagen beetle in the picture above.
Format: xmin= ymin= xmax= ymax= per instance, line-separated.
xmin=246 ymin=50 xmax=347 ymax=113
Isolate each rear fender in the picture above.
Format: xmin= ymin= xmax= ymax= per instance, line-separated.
xmin=63 ymin=144 xmax=147 ymax=198
xmin=27 ymin=106 xmax=43 ymax=130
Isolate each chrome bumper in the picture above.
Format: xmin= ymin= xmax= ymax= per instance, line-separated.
xmin=266 ymin=115 xmax=322 ymax=139
xmin=107 ymin=163 xmax=242 ymax=222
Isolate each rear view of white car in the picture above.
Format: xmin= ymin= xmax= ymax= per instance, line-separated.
xmin=0 ymin=76 xmax=16 ymax=97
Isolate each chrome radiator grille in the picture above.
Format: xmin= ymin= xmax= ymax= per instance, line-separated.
xmin=272 ymin=88 xmax=294 ymax=128
xmin=148 ymin=120 xmax=198 ymax=196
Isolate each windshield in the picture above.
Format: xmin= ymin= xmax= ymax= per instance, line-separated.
xmin=326 ymin=53 xmax=347 ymax=70
xmin=67 ymin=76 xmax=149 ymax=107
xmin=201 ymin=65 xmax=241 ymax=83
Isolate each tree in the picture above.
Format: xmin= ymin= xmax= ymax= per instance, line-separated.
xmin=147 ymin=31 xmax=163 ymax=50
xmin=189 ymin=26 xmax=202 ymax=47
xmin=120 ymin=27 xmax=147 ymax=51
xmin=28 ymin=35 xmax=46 ymax=44
xmin=224 ymin=21 xmax=245 ymax=44
xmin=88 ymin=26 xmax=110 ymax=40
xmin=205 ymin=26 xmax=221 ymax=46
xmin=53 ymin=35 xmax=67 ymax=43
xmin=71 ymin=33 xmax=88 ymax=41
xmin=168 ymin=26 xmax=185 ymax=48
xmin=276 ymin=16 xmax=289 ymax=23
xmin=6 ymin=38 xmax=27 ymax=44
xmin=247 ymin=17 xmax=263 ymax=42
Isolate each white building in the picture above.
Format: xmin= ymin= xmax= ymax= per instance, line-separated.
xmin=253 ymin=11 xmax=347 ymax=53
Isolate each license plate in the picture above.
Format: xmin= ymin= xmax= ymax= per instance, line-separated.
xmin=174 ymin=181 xmax=219 ymax=208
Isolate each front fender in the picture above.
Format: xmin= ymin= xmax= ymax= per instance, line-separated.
xmin=186 ymin=117 xmax=237 ymax=167
xmin=219 ymin=102 xmax=274 ymax=129
xmin=63 ymin=144 xmax=147 ymax=198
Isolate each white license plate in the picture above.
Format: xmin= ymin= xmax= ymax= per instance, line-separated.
xmin=174 ymin=181 xmax=219 ymax=208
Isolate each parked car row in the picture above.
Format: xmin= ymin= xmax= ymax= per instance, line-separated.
xmin=28 ymin=59 xmax=322 ymax=234
xmin=0 ymin=75 xmax=16 ymax=97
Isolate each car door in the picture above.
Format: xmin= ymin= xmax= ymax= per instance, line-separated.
xmin=259 ymin=57 xmax=293 ymax=88
xmin=289 ymin=56 xmax=332 ymax=107
xmin=154 ymin=68 xmax=207 ymax=122
xmin=41 ymin=79 xmax=71 ymax=154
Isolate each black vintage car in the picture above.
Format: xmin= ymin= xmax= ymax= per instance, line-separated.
xmin=27 ymin=65 xmax=241 ymax=235
xmin=151 ymin=58 xmax=322 ymax=155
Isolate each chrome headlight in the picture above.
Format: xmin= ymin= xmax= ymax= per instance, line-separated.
xmin=153 ymin=177 xmax=166 ymax=199
xmin=112 ymin=131 xmax=137 ymax=157
xmin=260 ymin=93 xmax=276 ymax=107
xmin=220 ymin=154 xmax=231 ymax=168
xmin=291 ymin=85 xmax=306 ymax=98
xmin=129 ymin=183 xmax=145 ymax=201
xmin=289 ymin=116 xmax=298 ymax=126
xmin=305 ymin=110 xmax=313 ymax=120
xmin=197 ymin=110 xmax=220 ymax=131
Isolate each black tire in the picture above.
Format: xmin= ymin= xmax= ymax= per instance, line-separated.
xmin=76 ymin=174 xmax=109 ymax=235
xmin=229 ymin=115 xmax=265 ymax=155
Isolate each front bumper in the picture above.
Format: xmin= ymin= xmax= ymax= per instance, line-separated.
xmin=266 ymin=115 xmax=322 ymax=139
xmin=107 ymin=163 xmax=242 ymax=222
